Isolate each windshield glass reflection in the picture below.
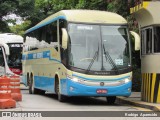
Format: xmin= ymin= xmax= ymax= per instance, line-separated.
xmin=68 ymin=23 xmax=130 ymax=72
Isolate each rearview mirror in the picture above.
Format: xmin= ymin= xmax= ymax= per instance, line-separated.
xmin=0 ymin=43 xmax=10 ymax=55
xmin=130 ymin=31 xmax=140 ymax=51
xmin=62 ymin=28 xmax=68 ymax=50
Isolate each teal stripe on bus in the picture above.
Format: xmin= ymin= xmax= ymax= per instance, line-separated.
xmin=22 ymin=51 xmax=61 ymax=63
xmin=25 ymin=16 xmax=66 ymax=34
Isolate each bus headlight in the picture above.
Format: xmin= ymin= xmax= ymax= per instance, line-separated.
xmin=121 ymin=77 xmax=131 ymax=84
xmin=124 ymin=78 xmax=130 ymax=83
xmin=67 ymin=75 xmax=85 ymax=84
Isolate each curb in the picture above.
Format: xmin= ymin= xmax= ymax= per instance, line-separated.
xmin=117 ymin=97 xmax=160 ymax=111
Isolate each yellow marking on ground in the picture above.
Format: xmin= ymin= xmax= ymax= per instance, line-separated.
xmin=148 ymin=73 xmax=150 ymax=102
xmin=157 ymin=82 xmax=160 ymax=103
xmin=141 ymin=74 xmax=144 ymax=100
xmin=144 ymin=73 xmax=146 ymax=101
xmin=146 ymin=73 xmax=148 ymax=102
xmin=151 ymin=73 xmax=156 ymax=103
xmin=144 ymin=73 xmax=147 ymax=101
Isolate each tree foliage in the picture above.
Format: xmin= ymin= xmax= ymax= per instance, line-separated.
xmin=10 ymin=20 xmax=31 ymax=36
xmin=0 ymin=0 xmax=34 ymax=33
xmin=107 ymin=0 xmax=129 ymax=18
xmin=0 ymin=0 xmax=34 ymax=18
xmin=27 ymin=0 xmax=108 ymax=27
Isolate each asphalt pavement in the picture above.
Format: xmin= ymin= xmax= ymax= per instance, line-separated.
xmin=20 ymin=84 xmax=160 ymax=111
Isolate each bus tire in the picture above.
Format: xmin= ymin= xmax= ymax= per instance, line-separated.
xmin=29 ymin=76 xmax=39 ymax=94
xmin=106 ymin=96 xmax=116 ymax=104
xmin=55 ymin=78 xmax=66 ymax=102
xmin=58 ymin=93 xmax=67 ymax=102
xmin=27 ymin=73 xmax=29 ymax=86
xmin=38 ymin=89 xmax=45 ymax=95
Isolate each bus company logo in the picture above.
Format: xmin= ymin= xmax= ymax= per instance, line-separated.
xmin=1 ymin=112 xmax=42 ymax=118
xmin=2 ymin=112 xmax=11 ymax=117
xmin=94 ymin=72 xmax=110 ymax=75
xmin=100 ymin=82 xmax=104 ymax=86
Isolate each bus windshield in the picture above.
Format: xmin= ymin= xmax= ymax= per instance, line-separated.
xmin=7 ymin=43 xmax=23 ymax=75
xmin=68 ymin=23 xmax=131 ymax=72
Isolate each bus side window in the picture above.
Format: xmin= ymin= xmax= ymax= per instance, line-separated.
xmin=47 ymin=21 xmax=58 ymax=51
xmin=141 ymin=28 xmax=153 ymax=55
xmin=154 ymin=27 xmax=160 ymax=53
xmin=26 ymin=31 xmax=39 ymax=51
xmin=146 ymin=28 xmax=152 ymax=54
xmin=46 ymin=25 xmax=54 ymax=44
xmin=46 ymin=22 xmax=57 ymax=44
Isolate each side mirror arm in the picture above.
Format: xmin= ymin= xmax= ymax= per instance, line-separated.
xmin=0 ymin=43 xmax=10 ymax=55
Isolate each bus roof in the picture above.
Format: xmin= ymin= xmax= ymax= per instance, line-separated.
xmin=0 ymin=33 xmax=23 ymax=44
xmin=26 ymin=10 xmax=127 ymax=34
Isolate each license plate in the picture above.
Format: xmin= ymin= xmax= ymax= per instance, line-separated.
xmin=96 ymin=89 xmax=107 ymax=94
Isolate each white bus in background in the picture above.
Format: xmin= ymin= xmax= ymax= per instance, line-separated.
xmin=0 ymin=43 xmax=13 ymax=76
xmin=0 ymin=33 xmax=23 ymax=81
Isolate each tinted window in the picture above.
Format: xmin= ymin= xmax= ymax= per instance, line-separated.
xmin=141 ymin=28 xmax=153 ymax=55
xmin=154 ymin=27 xmax=160 ymax=53
xmin=0 ymin=47 xmax=5 ymax=67
xmin=25 ymin=21 xmax=58 ymax=51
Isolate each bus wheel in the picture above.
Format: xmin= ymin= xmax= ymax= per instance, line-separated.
xmin=106 ymin=96 xmax=116 ymax=104
xmin=55 ymin=79 xmax=66 ymax=102
xmin=38 ymin=89 xmax=45 ymax=95
xmin=29 ymin=76 xmax=39 ymax=94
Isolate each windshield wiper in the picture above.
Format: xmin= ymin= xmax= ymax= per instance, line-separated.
xmin=103 ymin=44 xmax=119 ymax=74
xmin=86 ymin=45 xmax=99 ymax=74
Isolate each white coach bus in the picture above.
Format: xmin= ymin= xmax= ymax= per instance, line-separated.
xmin=23 ymin=10 xmax=140 ymax=103
xmin=0 ymin=33 xmax=23 ymax=81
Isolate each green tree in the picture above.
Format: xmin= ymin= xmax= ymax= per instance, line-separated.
xmin=28 ymin=0 xmax=108 ymax=27
xmin=0 ymin=0 xmax=34 ymax=33
xmin=76 ymin=0 xmax=107 ymax=10
xmin=10 ymin=20 xmax=31 ymax=36
xmin=107 ymin=0 xmax=129 ymax=18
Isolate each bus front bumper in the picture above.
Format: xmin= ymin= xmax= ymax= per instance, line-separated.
xmin=61 ymin=79 xmax=132 ymax=97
